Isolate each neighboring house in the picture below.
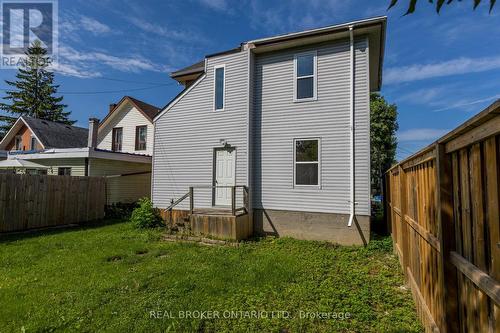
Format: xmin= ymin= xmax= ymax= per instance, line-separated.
xmin=97 ymin=96 xmax=157 ymax=155
xmin=0 ymin=150 xmax=6 ymax=161
xmin=152 ymin=16 xmax=386 ymax=245
xmin=0 ymin=96 xmax=159 ymax=204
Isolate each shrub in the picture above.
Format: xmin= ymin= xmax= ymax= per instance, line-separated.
xmin=130 ymin=198 xmax=163 ymax=229
xmin=105 ymin=202 xmax=137 ymax=219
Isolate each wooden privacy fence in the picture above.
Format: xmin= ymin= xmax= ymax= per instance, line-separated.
xmin=386 ymin=100 xmax=500 ymax=333
xmin=0 ymin=174 xmax=106 ymax=232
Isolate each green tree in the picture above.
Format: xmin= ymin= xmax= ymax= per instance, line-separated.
xmin=0 ymin=40 xmax=73 ymax=137
xmin=388 ymin=0 xmax=496 ymax=15
xmin=370 ymin=93 xmax=398 ymax=196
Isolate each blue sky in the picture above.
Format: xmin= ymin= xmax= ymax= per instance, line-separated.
xmin=0 ymin=0 xmax=499 ymax=160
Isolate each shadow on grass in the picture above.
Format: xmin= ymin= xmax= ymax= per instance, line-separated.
xmin=0 ymin=218 xmax=127 ymax=244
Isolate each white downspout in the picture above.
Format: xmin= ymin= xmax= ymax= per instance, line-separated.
xmin=348 ymin=25 xmax=355 ymax=227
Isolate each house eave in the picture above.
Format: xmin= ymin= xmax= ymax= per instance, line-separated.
xmin=7 ymin=147 xmax=152 ymax=164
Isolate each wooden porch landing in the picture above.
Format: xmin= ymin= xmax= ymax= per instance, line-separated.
xmin=160 ymin=208 xmax=253 ymax=241
xmin=191 ymin=208 xmax=246 ymax=217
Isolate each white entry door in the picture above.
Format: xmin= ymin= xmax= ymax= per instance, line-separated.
xmin=214 ymin=148 xmax=236 ymax=206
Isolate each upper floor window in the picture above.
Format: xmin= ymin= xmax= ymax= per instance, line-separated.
xmin=294 ymin=138 xmax=320 ymax=186
xmin=214 ymin=65 xmax=225 ymax=111
xmin=30 ymin=136 xmax=36 ymax=150
xmin=294 ymin=52 xmax=317 ymax=101
xmin=14 ymin=135 xmax=22 ymax=150
xmin=135 ymin=126 xmax=147 ymax=151
xmin=112 ymin=127 xmax=123 ymax=152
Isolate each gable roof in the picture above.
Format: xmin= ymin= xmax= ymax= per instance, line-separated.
xmin=99 ymin=96 xmax=161 ymax=129
xmin=0 ymin=116 xmax=88 ymax=150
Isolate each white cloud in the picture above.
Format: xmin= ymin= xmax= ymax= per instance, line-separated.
xmin=52 ymin=62 xmax=101 ymax=78
xmin=59 ymin=13 xmax=117 ymax=42
xmin=79 ymin=16 xmax=112 ymax=35
xmin=127 ymin=17 xmax=197 ymax=41
xmin=247 ymin=0 xmax=349 ymax=33
xmin=54 ymin=45 xmax=171 ymax=78
xmin=397 ymin=86 xmax=448 ymax=105
xmin=385 ymin=56 xmax=500 ymax=84
xmin=198 ymin=0 xmax=227 ymax=11
xmin=432 ymin=94 xmax=500 ymax=112
xmin=398 ymin=128 xmax=449 ymax=142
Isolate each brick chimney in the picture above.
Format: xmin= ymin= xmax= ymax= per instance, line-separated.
xmin=88 ymin=118 xmax=100 ymax=148
xmin=109 ymin=103 xmax=117 ymax=113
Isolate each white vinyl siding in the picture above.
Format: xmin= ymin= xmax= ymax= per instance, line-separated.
xmin=252 ymin=38 xmax=370 ymax=216
xmin=97 ymin=105 xmax=154 ymax=155
xmin=33 ymin=158 xmax=87 ymax=176
xmin=153 ymin=51 xmax=248 ymax=210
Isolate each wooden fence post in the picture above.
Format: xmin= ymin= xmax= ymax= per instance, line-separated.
xmin=399 ymin=165 xmax=410 ymax=279
xmin=436 ymin=143 xmax=459 ymax=333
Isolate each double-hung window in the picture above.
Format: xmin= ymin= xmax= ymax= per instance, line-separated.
xmin=214 ymin=65 xmax=225 ymax=111
xmin=294 ymin=139 xmax=320 ymax=186
xmin=294 ymin=52 xmax=317 ymax=101
xmin=135 ymin=126 xmax=147 ymax=151
xmin=112 ymin=127 xmax=123 ymax=152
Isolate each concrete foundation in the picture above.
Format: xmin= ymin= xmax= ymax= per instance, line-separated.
xmin=253 ymin=209 xmax=370 ymax=245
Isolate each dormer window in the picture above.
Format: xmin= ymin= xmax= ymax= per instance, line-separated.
xmin=214 ymin=65 xmax=225 ymax=111
xmin=294 ymin=51 xmax=317 ymax=102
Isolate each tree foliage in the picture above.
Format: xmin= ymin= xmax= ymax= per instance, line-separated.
xmin=388 ymin=0 xmax=496 ymax=15
xmin=370 ymin=93 xmax=398 ymax=196
xmin=0 ymin=40 xmax=73 ymax=137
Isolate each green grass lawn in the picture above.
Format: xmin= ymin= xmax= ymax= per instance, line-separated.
xmin=0 ymin=220 xmax=422 ymax=332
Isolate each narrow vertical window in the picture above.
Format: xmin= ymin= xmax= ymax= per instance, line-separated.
xmin=30 ymin=136 xmax=36 ymax=150
xmin=135 ymin=125 xmax=147 ymax=151
xmin=14 ymin=136 xmax=22 ymax=150
xmin=112 ymin=127 xmax=123 ymax=152
xmin=214 ymin=65 xmax=225 ymax=110
xmin=294 ymin=139 xmax=320 ymax=186
xmin=294 ymin=52 xmax=317 ymax=101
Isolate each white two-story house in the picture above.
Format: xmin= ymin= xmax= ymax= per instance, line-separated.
xmin=152 ymin=17 xmax=387 ymax=245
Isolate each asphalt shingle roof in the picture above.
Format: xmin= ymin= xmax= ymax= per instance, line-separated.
xmin=23 ymin=116 xmax=88 ymax=149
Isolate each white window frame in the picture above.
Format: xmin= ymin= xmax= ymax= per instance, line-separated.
xmin=293 ymin=51 xmax=317 ymax=102
xmin=213 ymin=64 xmax=226 ymax=111
xmin=293 ymin=138 xmax=321 ymax=188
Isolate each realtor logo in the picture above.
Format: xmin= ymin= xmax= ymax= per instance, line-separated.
xmin=1 ymin=0 xmax=58 ymax=68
